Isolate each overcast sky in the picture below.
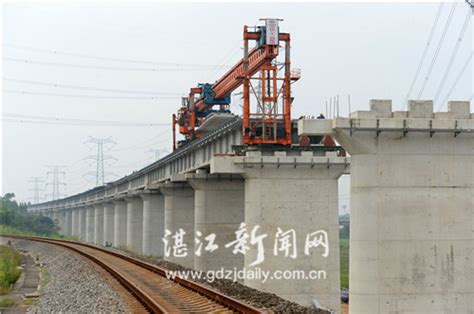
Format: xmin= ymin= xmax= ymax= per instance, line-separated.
xmin=2 ymin=2 xmax=472 ymax=210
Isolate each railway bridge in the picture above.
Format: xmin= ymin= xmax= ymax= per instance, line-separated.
xmin=29 ymin=99 xmax=474 ymax=313
xmin=29 ymin=114 xmax=349 ymax=311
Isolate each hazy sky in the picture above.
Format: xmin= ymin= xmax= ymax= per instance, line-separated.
xmin=2 ymin=2 xmax=472 ymax=209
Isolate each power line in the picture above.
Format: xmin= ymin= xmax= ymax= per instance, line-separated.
xmin=45 ymin=166 xmax=67 ymax=201
xmin=2 ymin=118 xmax=167 ymax=127
xmin=3 ymin=78 xmax=182 ymax=95
xmin=404 ymin=2 xmax=445 ymax=108
xmin=4 ymin=89 xmax=178 ymax=100
xmin=148 ymin=148 xmax=169 ymax=161
xmin=439 ymin=51 xmax=473 ymax=108
xmin=28 ymin=177 xmax=45 ymax=204
xmin=83 ymin=137 xmax=117 ymax=187
xmin=417 ymin=2 xmax=458 ymax=99
xmin=3 ymin=57 xmax=217 ymax=72
xmin=3 ymin=43 xmax=229 ymax=68
xmin=112 ymin=130 xmax=170 ymax=151
xmin=3 ymin=113 xmax=168 ymax=127
xmin=204 ymin=40 xmax=242 ymax=83
xmin=434 ymin=8 xmax=471 ymax=107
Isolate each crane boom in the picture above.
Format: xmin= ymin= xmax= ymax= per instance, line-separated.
xmin=194 ymin=46 xmax=278 ymax=112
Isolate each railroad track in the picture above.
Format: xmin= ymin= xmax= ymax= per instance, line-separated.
xmin=4 ymin=235 xmax=267 ymax=314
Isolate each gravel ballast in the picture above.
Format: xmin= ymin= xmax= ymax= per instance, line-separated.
xmin=108 ymin=247 xmax=330 ymax=313
xmin=1 ymin=237 xmax=129 ymax=313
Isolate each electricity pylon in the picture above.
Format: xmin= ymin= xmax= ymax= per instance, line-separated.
xmin=84 ymin=137 xmax=117 ymax=186
xmin=45 ymin=166 xmax=67 ymax=201
xmin=28 ymin=177 xmax=44 ymax=204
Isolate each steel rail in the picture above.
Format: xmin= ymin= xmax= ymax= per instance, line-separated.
xmin=4 ymin=234 xmax=267 ymax=314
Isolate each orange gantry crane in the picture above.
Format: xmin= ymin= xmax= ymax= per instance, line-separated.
xmin=172 ymin=19 xmax=300 ymax=150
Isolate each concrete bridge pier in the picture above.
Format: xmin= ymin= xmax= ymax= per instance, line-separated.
xmin=94 ymin=204 xmax=104 ymax=245
xmin=103 ymin=202 xmax=115 ymax=246
xmin=340 ymin=100 xmax=473 ymax=313
xmin=140 ymin=192 xmax=164 ymax=256
xmin=52 ymin=210 xmax=60 ymax=232
xmin=211 ymin=152 xmax=348 ymax=311
xmin=126 ymin=196 xmax=143 ymax=253
xmin=159 ymin=182 xmax=195 ymax=268
xmin=299 ymin=99 xmax=474 ymax=313
xmin=85 ymin=206 xmax=95 ymax=243
xmin=186 ymin=171 xmax=245 ymax=273
xmin=113 ymin=199 xmax=127 ymax=248
xmin=79 ymin=207 xmax=87 ymax=241
xmin=76 ymin=208 xmax=84 ymax=241
xmin=65 ymin=209 xmax=72 ymax=237
xmin=71 ymin=208 xmax=79 ymax=238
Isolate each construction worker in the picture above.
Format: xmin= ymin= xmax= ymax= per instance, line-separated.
xmin=317 ymin=113 xmax=325 ymax=119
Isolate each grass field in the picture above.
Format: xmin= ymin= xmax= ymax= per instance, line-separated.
xmin=0 ymin=224 xmax=79 ymax=241
xmin=0 ymin=245 xmax=22 ymax=295
xmin=340 ymin=238 xmax=349 ymax=289
xmin=0 ymin=225 xmax=37 ymax=237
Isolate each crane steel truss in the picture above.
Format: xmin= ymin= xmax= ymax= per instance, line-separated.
xmin=172 ymin=19 xmax=300 ymax=150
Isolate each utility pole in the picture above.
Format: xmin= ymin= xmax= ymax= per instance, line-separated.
xmin=84 ymin=137 xmax=117 ymax=187
xmin=45 ymin=166 xmax=66 ymax=201
xmin=28 ymin=177 xmax=44 ymax=204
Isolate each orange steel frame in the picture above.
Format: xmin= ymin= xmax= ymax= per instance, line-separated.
xmin=242 ymin=25 xmax=292 ymax=145
xmin=172 ymin=21 xmax=295 ymax=149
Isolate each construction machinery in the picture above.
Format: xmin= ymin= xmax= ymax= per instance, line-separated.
xmin=172 ymin=19 xmax=301 ymax=150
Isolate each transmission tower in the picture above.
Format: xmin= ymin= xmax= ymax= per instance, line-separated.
xmin=84 ymin=137 xmax=117 ymax=186
xmin=45 ymin=166 xmax=67 ymax=201
xmin=28 ymin=177 xmax=45 ymax=204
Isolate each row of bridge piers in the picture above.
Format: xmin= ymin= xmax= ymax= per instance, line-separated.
xmin=40 ymin=99 xmax=473 ymax=313
xmin=46 ymin=150 xmax=348 ymax=310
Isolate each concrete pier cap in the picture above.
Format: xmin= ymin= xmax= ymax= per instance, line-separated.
xmin=300 ymin=99 xmax=473 ymax=313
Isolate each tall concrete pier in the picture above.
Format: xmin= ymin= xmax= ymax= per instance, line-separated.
xmin=85 ymin=206 xmax=95 ymax=243
xmin=79 ymin=207 xmax=87 ymax=241
xmin=93 ymin=204 xmax=104 ymax=245
xmin=113 ymin=200 xmax=127 ymax=247
xmin=103 ymin=202 xmax=115 ymax=245
xmin=65 ymin=209 xmax=72 ymax=237
xmin=141 ymin=192 xmax=164 ymax=256
xmin=187 ymin=171 xmax=245 ymax=273
xmin=300 ymin=99 xmax=474 ymax=313
xmin=71 ymin=208 xmax=79 ymax=238
xmin=159 ymin=182 xmax=195 ymax=268
xmin=211 ymin=152 xmax=349 ymax=311
xmin=126 ymin=196 xmax=143 ymax=253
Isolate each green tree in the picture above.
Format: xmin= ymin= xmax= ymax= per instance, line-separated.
xmin=0 ymin=193 xmax=58 ymax=236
